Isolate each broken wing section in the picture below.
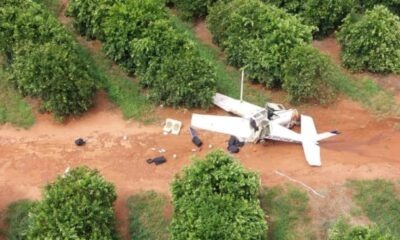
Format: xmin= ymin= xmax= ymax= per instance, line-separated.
xmin=213 ymin=93 xmax=264 ymax=118
xmin=191 ymin=114 xmax=254 ymax=140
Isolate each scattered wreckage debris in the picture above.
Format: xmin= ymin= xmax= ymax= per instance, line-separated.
xmin=189 ymin=127 xmax=203 ymax=148
xmin=75 ymin=138 xmax=86 ymax=146
xmin=227 ymin=136 xmax=245 ymax=154
xmin=163 ymin=118 xmax=182 ymax=135
xmin=146 ymin=156 xmax=167 ymax=165
xmin=191 ymin=93 xmax=339 ymax=167
xmin=275 ymin=171 xmax=325 ymax=198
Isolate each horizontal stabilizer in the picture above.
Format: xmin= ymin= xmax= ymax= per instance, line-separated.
xmin=301 ymin=115 xmax=321 ymax=166
xmin=302 ymin=141 xmax=321 ymax=166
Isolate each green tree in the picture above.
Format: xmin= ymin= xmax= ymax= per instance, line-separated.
xmin=171 ymin=150 xmax=267 ymax=240
xmin=10 ymin=42 xmax=96 ymax=118
xmin=283 ymin=45 xmax=339 ymax=104
xmin=207 ymin=0 xmax=312 ymax=87
xmin=27 ymin=167 xmax=118 ymax=240
xmin=338 ymin=5 xmax=400 ymax=73
xmin=0 ymin=0 xmax=97 ymax=118
xmin=66 ymin=0 xmax=119 ymax=40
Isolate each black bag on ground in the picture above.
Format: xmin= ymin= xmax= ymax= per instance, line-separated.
xmin=227 ymin=136 xmax=244 ymax=153
xmin=228 ymin=145 xmax=240 ymax=154
xmin=192 ymin=136 xmax=203 ymax=147
xmin=75 ymin=138 xmax=86 ymax=146
xmin=147 ymin=156 xmax=167 ymax=165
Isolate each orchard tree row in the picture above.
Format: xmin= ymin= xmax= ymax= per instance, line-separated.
xmin=174 ymin=0 xmax=400 ymax=104
xmin=0 ymin=0 xmax=98 ymax=119
xmin=67 ymin=0 xmax=217 ymax=108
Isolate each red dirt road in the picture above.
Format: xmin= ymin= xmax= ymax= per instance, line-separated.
xmin=1 ymin=92 xmax=400 ymax=239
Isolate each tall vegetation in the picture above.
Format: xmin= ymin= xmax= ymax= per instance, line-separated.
xmin=0 ymin=0 xmax=98 ymax=119
xmin=67 ymin=0 xmax=217 ymax=108
xmin=264 ymin=0 xmax=356 ymax=38
xmin=328 ymin=218 xmax=395 ymax=240
xmin=337 ymin=5 xmax=400 ymax=73
xmin=27 ymin=167 xmax=118 ymax=239
xmin=208 ymin=0 xmax=313 ymax=88
xmin=66 ymin=0 xmax=119 ymax=40
xmin=127 ymin=191 xmax=171 ymax=240
xmin=4 ymin=200 xmax=36 ymax=240
xmin=169 ymin=0 xmax=218 ymax=19
xmin=170 ymin=150 xmax=267 ymax=240
xmin=283 ymin=45 xmax=339 ymax=104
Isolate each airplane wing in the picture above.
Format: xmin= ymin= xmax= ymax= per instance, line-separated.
xmin=301 ymin=115 xmax=321 ymax=166
xmin=213 ymin=93 xmax=264 ymax=118
xmin=191 ymin=114 xmax=254 ymax=140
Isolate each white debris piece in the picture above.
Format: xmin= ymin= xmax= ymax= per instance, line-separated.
xmin=163 ymin=118 xmax=182 ymax=135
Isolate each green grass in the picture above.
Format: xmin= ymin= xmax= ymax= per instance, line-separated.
xmin=259 ymin=184 xmax=315 ymax=240
xmin=170 ymin=15 xmax=270 ymax=106
xmin=3 ymin=200 xmax=36 ymax=240
xmin=126 ymin=191 xmax=171 ymax=240
xmin=336 ymin=74 xmax=400 ymax=117
xmin=347 ymin=179 xmax=400 ymax=237
xmin=0 ymin=65 xmax=35 ymax=128
xmin=88 ymin=48 xmax=154 ymax=122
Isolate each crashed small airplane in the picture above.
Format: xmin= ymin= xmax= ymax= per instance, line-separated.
xmin=191 ymin=93 xmax=339 ymax=167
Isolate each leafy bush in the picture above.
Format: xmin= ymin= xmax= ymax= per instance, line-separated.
xmin=359 ymin=0 xmax=400 ymax=15
xmin=4 ymin=200 xmax=36 ymax=240
xmin=283 ymin=45 xmax=339 ymax=104
xmin=127 ymin=191 xmax=170 ymax=240
xmin=27 ymin=167 xmax=118 ymax=239
xmin=262 ymin=0 xmax=305 ymax=14
xmin=301 ymin=0 xmax=356 ymax=38
xmin=171 ymin=150 xmax=267 ymax=240
xmin=103 ymin=0 xmax=167 ymax=74
xmin=66 ymin=0 xmax=119 ymax=40
xmin=264 ymin=0 xmax=357 ymax=38
xmin=0 ymin=0 xmax=98 ymax=118
xmin=0 ymin=1 xmax=70 ymax=59
xmin=10 ymin=42 xmax=96 ymax=118
xmin=337 ymin=5 xmax=400 ymax=73
xmin=208 ymin=0 xmax=312 ymax=87
xmin=328 ymin=218 xmax=394 ymax=240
